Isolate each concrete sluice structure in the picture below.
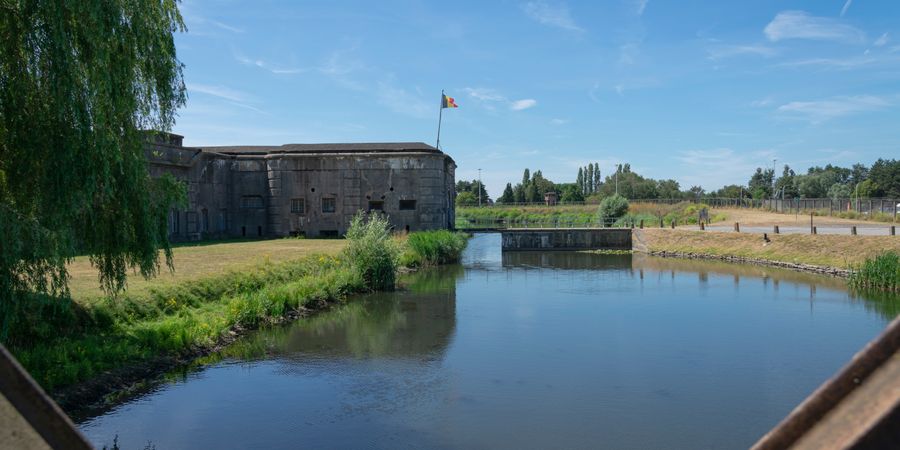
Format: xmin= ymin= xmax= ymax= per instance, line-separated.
xmin=146 ymin=133 xmax=456 ymax=240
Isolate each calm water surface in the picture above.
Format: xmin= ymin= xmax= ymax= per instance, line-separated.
xmin=79 ymin=233 xmax=895 ymax=449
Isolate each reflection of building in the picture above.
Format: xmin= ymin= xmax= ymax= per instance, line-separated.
xmin=146 ymin=133 xmax=456 ymax=240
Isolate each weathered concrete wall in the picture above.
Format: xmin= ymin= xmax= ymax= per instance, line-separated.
xmin=501 ymin=229 xmax=633 ymax=251
xmin=145 ymin=137 xmax=456 ymax=240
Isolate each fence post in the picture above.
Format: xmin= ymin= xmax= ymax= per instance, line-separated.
xmin=851 ymin=225 xmax=857 ymax=235
xmin=640 ymin=219 xmax=644 ymax=229
xmin=812 ymin=226 xmax=817 ymax=235
xmin=774 ymin=225 xmax=779 ymax=234
xmin=700 ymin=221 xmax=705 ymax=230
xmin=734 ymin=222 xmax=740 ymax=232
xmin=892 ymin=226 xmax=896 ymax=236
xmin=671 ymin=219 xmax=676 ymax=229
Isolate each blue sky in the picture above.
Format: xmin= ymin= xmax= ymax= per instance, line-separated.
xmin=173 ymin=0 xmax=900 ymax=197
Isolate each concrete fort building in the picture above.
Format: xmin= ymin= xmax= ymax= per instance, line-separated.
xmin=146 ymin=133 xmax=456 ymax=240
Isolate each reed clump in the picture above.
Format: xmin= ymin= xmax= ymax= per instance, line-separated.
xmin=849 ymin=251 xmax=900 ymax=292
xmin=401 ymin=230 xmax=469 ymax=267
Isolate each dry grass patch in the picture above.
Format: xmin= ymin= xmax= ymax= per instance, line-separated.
xmin=638 ymin=229 xmax=900 ymax=269
xmin=710 ymin=208 xmax=894 ymax=227
xmin=67 ymin=239 xmax=346 ymax=300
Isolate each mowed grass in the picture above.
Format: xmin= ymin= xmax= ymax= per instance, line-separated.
xmin=67 ymin=238 xmax=346 ymax=301
xmin=638 ymin=229 xmax=900 ymax=268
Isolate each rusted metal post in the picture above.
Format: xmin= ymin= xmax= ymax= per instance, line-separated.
xmin=659 ymin=218 xmax=663 ymax=228
xmin=810 ymin=212 xmax=814 ymax=234
xmin=774 ymin=225 xmax=779 ymax=234
xmin=640 ymin=219 xmax=643 ymax=229
xmin=671 ymin=219 xmax=676 ymax=229
xmin=734 ymin=222 xmax=740 ymax=232
xmin=891 ymin=226 xmax=895 ymax=236
xmin=812 ymin=226 xmax=817 ymax=235
xmin=851 ymin=226 xmax=857 ymax=235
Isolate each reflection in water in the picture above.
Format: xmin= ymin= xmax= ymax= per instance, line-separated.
xmin=79 ymin=233 xmax=897 ymax=450
xmin=221 ymin=266 xmax=463 ymax=362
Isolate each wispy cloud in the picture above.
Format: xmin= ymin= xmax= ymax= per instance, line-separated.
xmin=235 ymin=54 xmax=307 ymax=74
xmin=840 ymin=0 xmax=853 ymax=17
xmin=522 ymin=1 xmax=584 ymax=32
xmin=511 ymin=99 xmax=538 ymax=111
xmin=778 ymin=56 xmax=877 ymax=70
xmin=875 ymin=32 xmax=890 ymax=47
xmin=634 ymin=0 xmax=648 ymax=16
xmin=375 ymin=82 xmax=432 ymax=119
xmin=750 ymin=96 xmax=775 ymax=107
xmin=618 ymin=43 xmax=641 ymax=65
xmin=764 ymin=11 xmax=865 ymax=43
xmin=707 ymin=44 xmax=777 ymax=60
xmin=550 ymin=118 xmax=568 ymax=125
xmin=463 ymin=88 xmax=538 ymax=111
xmin=776 ymin=95 xmax=890 ymax=123
xmin=188 ymin=83 xmax=254 ymax=103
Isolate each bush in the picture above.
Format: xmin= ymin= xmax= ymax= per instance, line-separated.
xmin=598 ymin=194 xmax=629 ymax=226
xmin=342 ymin=211 xmax=399 ymax=291
xmin=849 ymin=251 xmax=900 ymax=292
xmin=401 ymin=230 xmax=468 ymax=267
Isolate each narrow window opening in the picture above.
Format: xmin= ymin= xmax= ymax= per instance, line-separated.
xmin=399 ymin=200 xmax=416 ymax=210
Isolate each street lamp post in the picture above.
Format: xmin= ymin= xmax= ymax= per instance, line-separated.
xmin=478 ymin=168 xmax=482 ymax=207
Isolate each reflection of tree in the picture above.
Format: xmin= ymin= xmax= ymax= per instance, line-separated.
xmin=219 ymin=266 xmax=462 ymax=361
xmin=632 ymin=253 xmax=899 ymax=321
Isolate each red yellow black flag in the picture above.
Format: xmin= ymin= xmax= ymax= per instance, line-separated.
xmin=441 ymin=93 xmax=458 ymax=108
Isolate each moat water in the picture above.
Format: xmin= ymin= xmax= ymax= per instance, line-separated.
xmin=78 ymin=233 xmax=896 ymax=449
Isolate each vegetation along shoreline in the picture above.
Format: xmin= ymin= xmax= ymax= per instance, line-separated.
xmin=11 ymin=215 xmax=468 ymax=417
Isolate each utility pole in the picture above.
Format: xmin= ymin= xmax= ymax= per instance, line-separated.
xmin=615 ymin=164 xmax=619 ymax=196
xmin=478 ymin=168 xmax=482 ymax=207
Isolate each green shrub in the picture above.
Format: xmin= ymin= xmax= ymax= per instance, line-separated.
xmin=342 ymin=211 xmax=399 ymax=291
xmin=402 ymin=230 xmax=468 ymax=266
xmin=849 ymin=251 xmax=900 ymax=292
xmin=598 ymin=194 xmax=629 ymax=226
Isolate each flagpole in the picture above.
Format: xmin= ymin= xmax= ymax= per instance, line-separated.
xmin=436 ymin=89 xmax=444 ymax=149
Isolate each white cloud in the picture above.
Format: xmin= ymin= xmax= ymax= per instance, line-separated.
xmin=510 ymin=99 xmax=537 ymax=111
xmin=776 ymin=95 xmax=890 ymax=123
xmin=875 ymin=32 xmax=890 ymax=47
xmin=550 ymin=118 xmax=567 ymax=125
xmin=707 ymin=44 xmax=777 ymax=60
xmin=778 ymin=56 xmax=877 ymax=70
xmin=463 ymin=87 xmax=506 ymax=102
xmin=750 ymin=97 xmax=775 ymax=107
xmin=764 ymin=11 xmax=865 ymax=43
xmin=840 ymin=0 xmax=853 ymax=17
xmin=522 ymin=1 xmax=583 ymax=32
xmin=235 ymin=55 xmax=306 ymax=74
xmin=634 ymin=0 xmax=648 ymax=16
xmin=188 ymin=83 xmax=254 ymax=103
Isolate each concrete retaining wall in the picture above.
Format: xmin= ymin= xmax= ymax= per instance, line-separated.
xmin=500 ymin=229 xmax=632 ymax=251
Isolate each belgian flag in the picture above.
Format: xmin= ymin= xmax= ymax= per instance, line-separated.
xmin=441 ymin=93 xmax=458 ymax=108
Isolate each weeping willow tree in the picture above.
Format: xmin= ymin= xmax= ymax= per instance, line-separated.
xmin=0 ymin=1 xmax=187 ymax=340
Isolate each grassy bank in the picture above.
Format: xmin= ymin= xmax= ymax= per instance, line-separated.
xmin=637 ymin=229 xmax=900 ymax=269
xmin=457 ymin=202 xmax=726 ymax=228
xmin=5 ymin=226 xmax=467 ymax=397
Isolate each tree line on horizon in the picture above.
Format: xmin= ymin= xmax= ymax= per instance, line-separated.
xmin=454 ymin=158 xmax=900 ymax=206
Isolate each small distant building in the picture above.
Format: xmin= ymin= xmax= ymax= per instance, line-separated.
xmin=145 ymin=133 xmax=456 ymax=240
xmin=544 ymin=191 xmax=558 ymax=206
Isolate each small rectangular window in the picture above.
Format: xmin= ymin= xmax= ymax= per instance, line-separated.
xmin=319 ymin=230 xmax=339 ymax=238
xmin=202 ymin=208 xmax=209 ymax=232
xmin=240 ymin=195 xmax=264 ymax=208
xmin=322 ymin=197 xmax=336 ymax=213
xmin=185 ymin=211 xmax=199 ymax=233
xmin=291 ymin=198 xmax=305 ymax=214
xmin=399 ymin=200 xmax=416 ymax=210
xmin=169 ymin=209 xmax=180 ymax=234
xmin=218 ymin=209 xmax=228 ymax=232
xmin=368 ymin=201 xmax=384 ymax=211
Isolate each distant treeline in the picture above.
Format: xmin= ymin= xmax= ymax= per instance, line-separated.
xmin=454 ymin=158 xmax=899 ymax=205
